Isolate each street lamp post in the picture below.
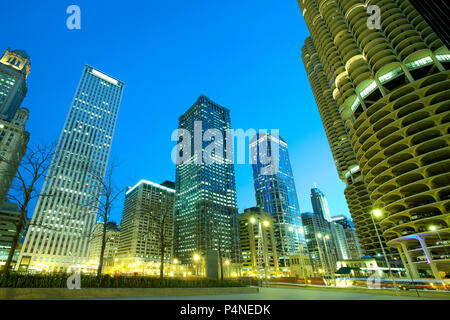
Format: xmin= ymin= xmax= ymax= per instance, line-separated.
xmin=193 ymin=253 xmax=201 ymax=277
xmin=251 ymin=217 xmax=270 ymax=287
xmin=317 ymin=233 xmax=335 ymax=285
xmin=289 ymin=226 xmax=308 ymax=285
xmin=371 ymin=209 xmax=399 ymax=295
xmin=429 ymin=225 xmax=449 ymax=256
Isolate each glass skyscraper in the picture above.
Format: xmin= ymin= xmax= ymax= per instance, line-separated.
xmin=310 ymin=186 xmax=332 ymax=222
xmin=250 ymin=133 xmax=301 ymax=267
xmin=17 ymin=65 xmax=124 ymax=272
xmin=174 ymin=95 xmax=240 ymax=266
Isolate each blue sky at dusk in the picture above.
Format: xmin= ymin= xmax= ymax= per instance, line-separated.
xmin=1 ymin=0 xmax=352 ymax=223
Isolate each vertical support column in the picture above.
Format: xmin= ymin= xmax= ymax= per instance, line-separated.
xmin=417 ymin=236 xmax=443 ymax=281
xmin=399 ymin=242 xmax=420 ymax=279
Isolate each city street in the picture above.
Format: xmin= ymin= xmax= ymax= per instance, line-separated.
xmin=98 ymin=286 xmax=450 ymax=300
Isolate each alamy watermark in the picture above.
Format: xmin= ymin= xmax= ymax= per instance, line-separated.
xmin=367 ymin=5 xmax=381 ymax=30
xmin=66 ymin=5 xmax=81 ymax=30
xmin=171 ymin=124 xmax=280 ymax=175
xmin=67 ymin=266 xmax=81 ymax=290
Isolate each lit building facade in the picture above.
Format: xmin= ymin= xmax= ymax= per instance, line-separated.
xmin=239 ymin=207 xmax=279 ymax=277
xmin=174 ymin=95 xmax=240 ymax=266
xmin=332 ymin=215 xmax=362 ymax=259
xmin=0 ymin=202 xmax=26 ymax=267
xmin=301 ymin=211 xmax=337 ymax=276
xmin=117 ymin=180 xmax=175 ymax=270
xmin=298 ymin=0 xmax=450 ymax=280
xmin=250 ymin=133 xmax=301 ymax=267
xmin=87 ymin=221 xmax=121 ymax=271
xmin=17 ymin=65 xmax=124 ymax=272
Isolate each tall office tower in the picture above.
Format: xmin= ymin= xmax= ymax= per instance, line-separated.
xmin=298 ymin=0 xmax=449 ymax=280
xmin=87 ymin=222 xmax=120 ymax=269
xmin=0 ymin=108 xmax=30 ymax=207
xmin=174 ymin=95 xmax=239 ymax=266
xmin=0 ymin=49 xmax=30 ymax=121
xmin=250 ymin=133 xmax=302 ymax=267
xmin=301 ymin=212 xmax=337 ymax=276
xmin=310 ymin=186 xmax=332 ymax=222
xmin=17 ymin=65 xmax=124 ymax=272
xmin=117 ymin=180 xmax=175 ymax=269
xmin=239 ymin=207 xmax=279 ymax=277
xmin=408 ymin=0 xmax=449 ymax=48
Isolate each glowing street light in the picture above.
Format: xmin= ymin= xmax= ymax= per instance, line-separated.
xmin=370 ymin=209 xmax=398 ymax=295
xmin=250 ymin=217 xmax=256 ymax=224
xmin=263 ymin=220 xmax=270 ymax=227
xmin=288 ymin=225 xmax=308 ymax=285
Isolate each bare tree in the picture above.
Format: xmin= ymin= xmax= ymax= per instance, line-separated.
xmin=0 ymin=143 xmax=55 ymax=274
xmin=157 ymin=209 xmax=173 ymax=279
xmin=144 ymin=192 xmax=174 ymax=279
xmin=82 ymin=160 xmax=125 ymax=277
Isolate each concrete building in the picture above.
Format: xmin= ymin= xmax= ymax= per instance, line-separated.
xmin=409 ymin=0 xmax=449 ymax=48
xmin=0 ymin=202 xmax=26 ymax=268
xmin=250 ymin=133 xmax=302 ymax=267
xmin=0 ymin=48 xmax=31 ymax=208
xmin=332 ymin=215 xmax=362 ymax=259
xmin=289 ymin=253 xmax=314 ymax=280
xmin=330 ymin=221 xmax=350 ymax=261
xmin=87 ymin=221 xmax=120 ymax=272
xmin=0 ymin=49 xmax=30 ymax=121
xmin=298 ymin=0 xmax=450 ymax=281
xmin=17 ymin=65 xmax=124 ymax=272
xmin=301 ymin=212 xmax=337 ymax=277
xmin=0 ymin=108 xmax=30 ymax=207
xmin=116 ymin=180 xmax=175 ymax=273
xmin=174 ymin=95 xmax=240 ymax=266
xmin=239 ymin=207 xmax=279 ymax=278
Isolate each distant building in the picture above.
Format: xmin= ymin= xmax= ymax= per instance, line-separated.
xmin=310 ymin=186 xmax=331 ymax=222
xmin=330 ymin=221 xmax=350 ymax=260
xmin=289 ymin=253 xmax=314 ymax=280
xmin=332 ymin=215 xmax=362 ymax=260
xmin=117 ymin=180 xmax=175 ymax=272
xmin=331 ymin=215 xmax=353 ymax=229
xmin=87 ymin=222 xmax=121 ymax=270
xmin=239 ymin=207 xmax=279 ymax=278
xmin=0 ymin=202 xmax=26 ymax=267
xmin=0 ymin=108 xmax=29 ymax=207
xmin=301 ymin=212 xmax=337 ymax=276
xmin=0 ymin=49 xmax=30 ymax=121
xmin=250 ymin=133 xmax=301 ymax=267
